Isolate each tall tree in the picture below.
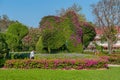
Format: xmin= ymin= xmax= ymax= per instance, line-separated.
xmin=22 ymin=27 xmax=41 ymax=50
xmin=0 ymin=15 xmax=14 ymax=32
xmin=56 ymin=3 xmax=86 ymax=22
xmin=92 ymin=0 xmax=120 ymax=54
xmin=39 ymin=16 xmax=70 ymax=53
xmin=6 ymin=22 xmax=28 ymax=51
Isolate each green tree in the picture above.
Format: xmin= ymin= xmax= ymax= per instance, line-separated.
xmin=5 ymin=33 xmax=19 ymax=52
xmin=0 ymin=33 xmax=8 ymax=67
xmin=39 ymin=11 xmax=84 ymax=53
xmin=36 ymin=36 xmax=43 ymax=53
xmin=40 ymin=16 xmax=68 ymax=53
xmin=81 ymin=22 xmax=96 ymax=49
xmin=39 ymin=10 xmax=95 ymax=53
xmin=6 ymin=22 xmax=28 ymax=51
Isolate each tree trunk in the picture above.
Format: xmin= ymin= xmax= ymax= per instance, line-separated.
xmin=108 ymin=40 xmax=112 ymax=54
xmin=48 ymin=47 xmax=51 ymax=53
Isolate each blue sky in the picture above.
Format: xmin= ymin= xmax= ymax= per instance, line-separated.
xmin=0 ymin=0 xmax=99 ymax=27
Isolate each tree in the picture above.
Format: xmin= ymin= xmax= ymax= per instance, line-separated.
xmin=7 ymin=22 xmax=28 ymax=39
xmin=39 ymin=10 xmax=95 ymax=53
xmin=62 ymin=11 xmax=83 ymax=52
xmin=92 ymin=0 xmax=120 ymax=54
xmin=22 ymin=28 xmax=41 ymax=51
xmin=0 ymin=15 xmax=15 ymax=32
xmin=6 ymin=22 xmax=28 ymax=51
xmin=36 ymin=36 xmax=43 ymax=53
xmin=0 ymin=33 xmax=8 ymax=67
xmin=5 ymin=33 xmax=19 ymax=52
xmin=81 ymin=22 xmax=96 ymax=49
xmin=39 ymin=11 xmax=85 ymax=53
xmin=40 ymin=16 xmax=68 ymax=53
xmin=56 ymin=3 xmax=86 ymax=22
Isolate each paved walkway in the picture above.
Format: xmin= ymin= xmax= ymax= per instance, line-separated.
xmin=108 ymin=64 xmax=120 ymax=67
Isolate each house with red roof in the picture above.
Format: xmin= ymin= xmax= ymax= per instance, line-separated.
xmin=87 ymin=27 xmax=120 ymax=50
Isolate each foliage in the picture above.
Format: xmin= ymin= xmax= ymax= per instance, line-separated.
xmin=4 ymin=58 xmax=108 ymax=69
xmin=108 ymin=54 xmax=120 ymax=64
xmin=9 ymin=52 xmax=30 ymax=59
xmin=38 ymin=11 xmax=96 ymax=53
xmin=7 ymin=22 xmax=28 ymax=40
xmin=40 ymin=16 xmax=70 ymax=53
xmin=36 ymin=36 xmax=43 ymax=53
xmin=67 ymin=39 xmax=83 ymax=52
xmin=22 ymin=28 xmax=41 ymax=50
xmin=62 ymin=11 xmax=83 ymax=52
xmin=81 ymin=22 xmax=96 ymax=48
xmin=0 ymin=33 xmax=8 ymax=67
xmin=57 ymin=3 xmax=86 ymax=22
xmin=5 ymin=33 xmax=19 ymax=51
xmin=6 ymin=22 xmax=28 ymax=51
xmin=0 ymin=15 xmax=15 ymax=32
xmin=92 ymin=0 xmax=120 ymax=54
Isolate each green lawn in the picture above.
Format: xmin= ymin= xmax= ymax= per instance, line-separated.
xmin=0 ymin=67 xmax=120 ymax=80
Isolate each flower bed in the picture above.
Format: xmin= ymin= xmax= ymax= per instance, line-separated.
xmin=4 ymin=58 xmax=108 ymax=70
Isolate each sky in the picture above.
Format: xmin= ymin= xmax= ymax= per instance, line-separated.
xmin=0 ymin=0 xmax=99 ymax=28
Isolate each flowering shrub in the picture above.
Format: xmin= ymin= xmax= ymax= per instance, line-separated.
xmin=4 ymin=58 xmax=108 ymax=69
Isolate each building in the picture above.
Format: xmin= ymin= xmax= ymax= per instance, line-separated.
xmin=87 ymin=27 xmax=120 ymax=50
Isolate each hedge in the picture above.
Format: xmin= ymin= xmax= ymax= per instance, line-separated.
xmin=9 ymin=52 xmax=30 ymax=59
xmin=4 ymin=58 xmax=108 ymax=70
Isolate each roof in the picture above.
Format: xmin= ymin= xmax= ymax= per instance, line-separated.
xmin=95 ymin=26 xmax=120 ymax=35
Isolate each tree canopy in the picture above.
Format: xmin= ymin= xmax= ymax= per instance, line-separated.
xmin=38 ymin=10 xmax=96 ymax=53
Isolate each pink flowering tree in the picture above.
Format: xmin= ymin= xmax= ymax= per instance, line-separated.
xmin=38 ymin=11 xmax=96 ymax=53
xmin=22 ymin=27 xmax=41 ymax=51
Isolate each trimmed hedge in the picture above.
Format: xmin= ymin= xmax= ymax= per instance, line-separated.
xmin=4 ymin=58 xmax=108 ymax=70
xmin=9 ymin=52 xmax=30 ymax=59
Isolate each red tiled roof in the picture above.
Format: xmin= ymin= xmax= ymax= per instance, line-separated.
xmin=95 ymin=26 xmax=120 ymax=35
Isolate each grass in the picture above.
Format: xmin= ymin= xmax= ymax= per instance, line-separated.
xmin=35 ymin=53 xmax=97 ymax=59
xmin=0 ymin=67 xmax=120 ymax=80
xmin=9 ymin=52 xmax=98 ymax=59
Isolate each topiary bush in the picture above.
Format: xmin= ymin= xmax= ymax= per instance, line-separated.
xmin=36 ymin=36 xmax=44 ymax=53
xmin=9 ymin=52 xmax=30 ymax=59
xmin=67 ymin=40 xmax=83 ymax=53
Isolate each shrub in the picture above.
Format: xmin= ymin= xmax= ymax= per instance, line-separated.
xmin=4 ymin=58 xmax=108 ymax=69
xmin=108 ymin=54 xmax=120 ymax=64
xmin=9 ymin=52 xmax=30 ymax=59
xmin=36 ymin=36 xmax=44 ymax=53
xmin=67 ymin=40 xmax=83 ymax=53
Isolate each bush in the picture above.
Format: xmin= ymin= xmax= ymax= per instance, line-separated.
xmin=67 ymin=40 xmax=83 ymax=53
xmin=36 ymin=36 xmax=44 ymax=53
xmin=9 ymin=52 xmax=30 ymax=59
xmin=0 ymin=59 xmax=5 ymax=67
xmin=108 ymin=54 xmax=120 ymax=64
xmin=4 ymin=58 xmax=108 ymax=69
